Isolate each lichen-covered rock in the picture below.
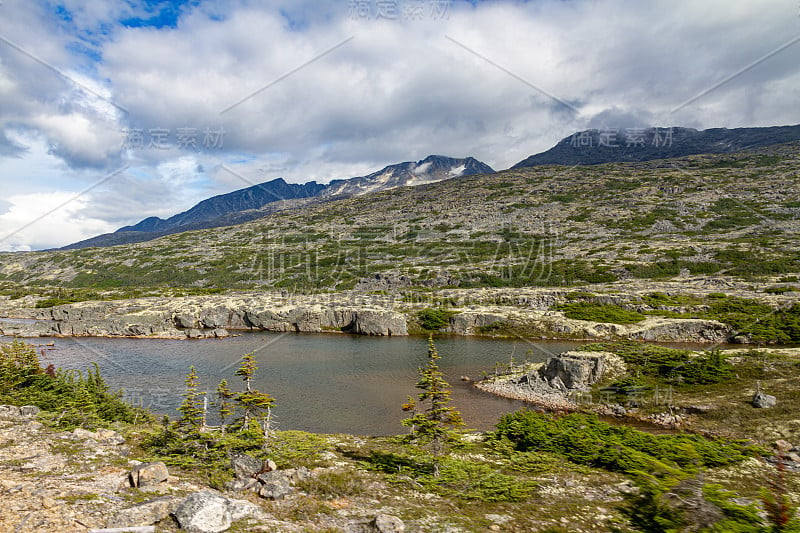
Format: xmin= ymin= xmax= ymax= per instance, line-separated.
xmin=173 ymin=491 xmax=231 ymax=533
xmin=372 ymin=513 xmax=405 ymax=532
xmin=753 ymin=392 xmax=777 ymax=408
xmin=107 ymin=496 xmax=176 ymax=528
xmin=540 ymin=351 xmax=606 ymax=389
xmin=129 ymin=462 xmax=169 ymax=487
xmin=256 ymin=470 xmax=293 ymax=500
xmin=230 ymin=452 xmax=264 ymax=481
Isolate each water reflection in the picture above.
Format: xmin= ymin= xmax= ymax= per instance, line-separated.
xmin=22 ymin=332 xmax=586 ymax=435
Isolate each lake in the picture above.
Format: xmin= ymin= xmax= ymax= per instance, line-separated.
xmin=14 ymin=332 xmax=588 ymax=435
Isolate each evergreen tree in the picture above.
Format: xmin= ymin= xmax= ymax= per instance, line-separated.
xmin=215 ymin=379 xmax=234 ymax=434
xmin=402 ymin=335 xmax=464 ymax=475
xmin=177 ymin=366 xmax=205 ymax=430
xmin=234 ymin=351 xmax=275 ymax=438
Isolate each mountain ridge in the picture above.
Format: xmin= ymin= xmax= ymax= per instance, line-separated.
xmin=61 ymin=155 xmax=493 ymax=250
xmin=512 ymin=124 xmax=800 ymax=168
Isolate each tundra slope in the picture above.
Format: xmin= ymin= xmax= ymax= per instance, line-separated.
xmin=0 ymin=143 xmax=797 ymax=291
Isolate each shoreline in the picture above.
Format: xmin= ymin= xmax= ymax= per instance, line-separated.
xmin=0 ymin=277 xmax=797 ymax=344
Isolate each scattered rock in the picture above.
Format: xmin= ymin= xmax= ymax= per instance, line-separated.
xmin=74 ymin=427 xmax=98 ymax=440
xmin=684 ymin=404 xmax=714 ymax=414
xmin=371 ymin=513 xmax=405 ymax=532
xmin=257 ymin=471 xmax=293 ymax=500
xmin=284 ymin=466 xmax=311 ymax=483
xmin=226 ymin=497 xmax=268 ymax=522
xmin=753 ymin=392 xmax=777 ymax=408
xmin=485 ymin=513 xmax=512 ymax=525
xmin=230 ymin=452 xmax=264 ymax=481
xmin=107 ymin=496 xmax=175 ymax=528
xmin=0 ymin=405 xmax=22 ymax=417
xmin=775 ymin=439 xmax=793 ymax=452
xmin=173 ymin=491 xmax=232 ymax=533
xmin=20 ymin=405 xmax=40 ymax=417
xmin=96 ymin=428 xmax=126 ymax=445
xmin=129 ymin=462 xmax=169 ymax=488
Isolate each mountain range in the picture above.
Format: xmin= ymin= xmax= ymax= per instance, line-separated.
xmin=512 ymin=124 xmax=800 ymax=168
xmin=62 ymin=124 xmax=800 ymax=250
xmin=62 ymin=155 xmax=493 ymax=250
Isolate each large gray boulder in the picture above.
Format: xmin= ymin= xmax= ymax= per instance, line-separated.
xmin=129 ymin=462 xmax=169 ymax=487
xmin=372 ymin=514 xmax=405 ymax=532
xmin=173 ymin=490 xmax=267 ymax=533
xmin=753 ymin=392 xmax=777 ymax=408
xmin=540 ymin=351 xmax=605 ymax=389
xmin=107 ymin=496 xmax=176 ymax=528
xmin=173 ymin=491 xmax=231 ymax=533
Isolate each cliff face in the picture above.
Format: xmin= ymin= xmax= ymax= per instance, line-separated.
xmin=0 ymin=295 xmax=410 ymax=339
xmin=0 ymin=280 xmax=748 ymax=343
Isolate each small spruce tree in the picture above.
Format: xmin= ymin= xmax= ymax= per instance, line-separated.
xmin=215 ymin=379 xmax=234 ymax=434
xmin=402 ymin=335 xmax=464 ymax=476
xmin=177 ymin=366 xmax=205 ymax=430
xmin=234 ymin=351 xmax=275 ymax=439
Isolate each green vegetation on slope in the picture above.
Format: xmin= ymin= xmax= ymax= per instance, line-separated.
xmin=0 ymin=144 xmax=798 ymax=292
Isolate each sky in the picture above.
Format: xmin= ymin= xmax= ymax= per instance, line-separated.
xmin=0 ymin=0 xmax=799 ymax=251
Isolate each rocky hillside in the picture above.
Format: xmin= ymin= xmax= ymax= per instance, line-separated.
xmin=60 ymin=179 xmax=327 ymax=251
xmin=323 ymin=155 xmax=494 ymax=198
xmin=61 ymin=155 xmax=494 ymax=251
xmin=2 ymin=142 xmax=798 ymax=294
xmin=512 ymin=124 xmax=800 ymax=167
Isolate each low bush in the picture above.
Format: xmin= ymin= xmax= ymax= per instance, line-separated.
xmin=556 ymin=302 xmax=645 ymax=324
xmin=581 ymin=341 xmax=733 ymax=385
xmin=493 ymin=410 xmax=758 ymax=483
xmin=416 ymin=308 xmax=457 ymax=330
xmin=0 ymin=340 xmax=151 ymax=429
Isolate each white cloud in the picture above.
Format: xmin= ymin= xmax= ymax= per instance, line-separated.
xmin=0 ymin=0 xmax=799 ymax=249
xmin=0 ymin=191 xmax=115 ymax=251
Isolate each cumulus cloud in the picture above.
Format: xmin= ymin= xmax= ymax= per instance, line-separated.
xmin=0 ymin=191 xmax=116 ymax=251
xmin=1 ymin=0 xmax=799 ymax=249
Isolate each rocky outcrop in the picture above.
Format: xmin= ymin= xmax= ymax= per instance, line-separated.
xmin=1 ymin=295 xmax=409 ymax=339
xmin=476 ymin=351 xmax=625 ymax=411
xmin=540 ymin=351 xmax=607 ymax=389
xmin=173 ymin=490 xmax=267 ymax=533
xmin=627 ymin=319 xmax=732 ymax=343
xmin=107 ymin=496 xmax=177 ymax=529
xmin=0 ymin=280 xmax=773 ymax=343
xmin=129 ymin=462 xmax=169 ymax=488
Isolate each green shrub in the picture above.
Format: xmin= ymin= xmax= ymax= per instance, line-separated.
xmin=267 ymin=430 xmax=333 ymax=469
xmin=556 ymin=302 xmax=645 ymax=324
xmin=35 ymin=297 xmax=77 ymax=308
xmin=581 ymin=341 xmax=733 ymax=385
xmin=0 ymin=340 xmax=151 ymax=430
xmin=493 ymin=410 xmax=757 ymax=482
xmin=428 ymin=458 xmax=535 ymax=502
xmin=416 ymin=308 xmax=457 ymax=331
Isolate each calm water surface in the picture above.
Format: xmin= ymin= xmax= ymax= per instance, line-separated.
xmin=20 ymin=332 xmax=589 ymax=435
